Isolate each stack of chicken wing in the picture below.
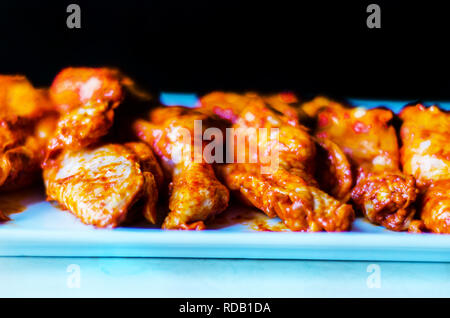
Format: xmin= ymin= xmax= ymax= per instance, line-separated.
xmin=0 ymin=67 xmax=448 ymax=233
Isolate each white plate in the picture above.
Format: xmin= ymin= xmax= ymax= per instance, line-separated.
xmin=0 ymin=96 xmax=449 ymax=261
xmin=1 ymin=187 xmax=450 ymax=261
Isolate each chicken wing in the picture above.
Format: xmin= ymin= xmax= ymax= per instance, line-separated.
xmin=313 ymin=136 xmax=353 ymax=201
xmin=0 ymin=75 xmax=53 ymax=118
xmin=45 ymin=67 xmax=137 ymax=160
xmin=0 ymin=118 xmax=48 ymax=192
xmin=302 ymin=97 xmax=418 ymax=231
xmin=133 ymin=106 xmax=230 ymax=230
xmin=0 ymin=75 xmax=58 ymax=221
xmin=50 ymin=67 xmax=125 ymax=113
xmin=199 ymin=92 xmax=354 ymax=232
xmin=123 ymin=141 xmax=164 ymax=224
xmin=0 ymin=76 xmax=56 ymax=193
xmin=42 ymin=68 xmax=162 ymax=227
xmin=220 ymin=163 xmax=354 ymax=231
xmin=43 ymin=143 xmax=159 ymax=228
xmin=400 ymin=104 xmax=450 ymax=233
xmin=264 ymin=93 xmax=353 ymax=201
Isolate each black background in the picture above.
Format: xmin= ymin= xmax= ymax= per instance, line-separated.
xmin=1 ymin=0 xmax=449 ymax=100
xmin=0 ymin=298 xmax=445 ymax=315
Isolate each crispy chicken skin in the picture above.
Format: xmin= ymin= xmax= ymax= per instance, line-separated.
xmin=44 ymin=143 xmax=158 ymax=228
xmin=302 ymin=97 xmax=418 ymax=231
xmin=400 ymin=105 xmax=450 ymax=233
xmin=134 ymin=106 xmax=230 ymax=230
xmin=199 ymin=92 xmax=354 ymax=232
xmin=45 ymin=67 xmax=131 ymax=160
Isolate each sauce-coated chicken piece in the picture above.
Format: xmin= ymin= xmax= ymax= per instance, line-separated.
xmin=0 ymin=75 xmax=53 ymax=118
xmin=0 ymin=75 xmax=57 ymax=221
xmin=201 ymin=92 xmax=353 ymax=200
xmin=45 ymin=67 xmax=132 ymax=160
xmin=199 ymin=92 xmax=354 ymax=232
xmin=0 ymin=76 xmax=56 ymax=193
xmin=0 ymin=117 xmax=54 ymax=192
xmin=264 ymin=93 xmax=353 ymax=201
xmin=42 ymin=68 xmax=162 ymax=227
xmin=44 ymin=143 xmax=159 ymax=228
xmin=313 ymin=136 xmax=353 ymax=201
xmin=133 ymin=107 xmax=230 ymax=230
xmin=302 ymin=97 xmax=418 ymax=231
xmin=221 ymin=163 xmax=354 ymax=231
xmin=400 ymin=105 xmax=450 ymax=233
xmin=123 ymin=141 xmax=164 ymax=224
xmin=46 ymin=101 xmax=115 ymax=157
xmin=201 ymin=92 xmax=317 ymax=171
xmin=421 ymin=180 xmax=450 ymax=233
xmin=263 ymin=92 xmax=304 ymax=127
xmin=50 ymin=67 xmax=125 ymax=113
